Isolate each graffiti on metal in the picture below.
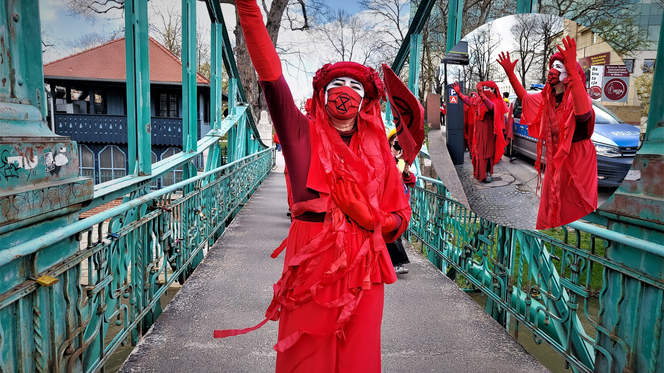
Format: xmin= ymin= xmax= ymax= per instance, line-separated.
xmin=0 ymin=150 xmax=273 ymax=373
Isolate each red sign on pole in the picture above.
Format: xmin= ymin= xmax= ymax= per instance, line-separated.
xmin=450 ymin=96 xmax=458 ymax=104
xmin=603 ymin=78 xmax=629 ymax=101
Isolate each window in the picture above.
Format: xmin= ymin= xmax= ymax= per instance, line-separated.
xmin=624 ymin=59 xmax=635 ymax=73
xmin=161 ymin=148 xmax=183 ymax=187
xmin=99 ymin=145 xmax=126 ymax=183
xmin=643 ymin=59 xmax=656 ymax=73
xmin=93 ymin=90 xmax=106 ymax=114
xmin=158 ymin=92 xmax=179 ymax=118
xmin=79 ymin=144 xmax=95 ymax=181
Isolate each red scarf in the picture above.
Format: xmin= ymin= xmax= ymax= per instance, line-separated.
xmin=214 ymin=62 xmax=411 ymax=352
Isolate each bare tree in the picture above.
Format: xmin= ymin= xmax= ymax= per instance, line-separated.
xmin=359 ymin=0 xmax=409 ymax=57
xmin=63 ymin=29 xmax=124 ymax=54
xmin=314 ymin=9 xmax=383 ymax=66
xmin=510 ymin=14 xmax=544 ymax=88
xmin=65 ymin=0 xmax=320 ymax=119
xmin=150 ymin=4 xmax=182 ymax=58
xmin=537 ymin=0 xmax=650 ymax=56
xmin=466 ymin=24 xmax=502 ymax=86
xmin=533 ymin=14 xmax=563 ymax=84
xmin=65 ymin=0 xmax=124 ymax=18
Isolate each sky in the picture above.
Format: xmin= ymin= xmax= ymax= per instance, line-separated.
xmin=39 ymin=0 xmax=376 ymax=102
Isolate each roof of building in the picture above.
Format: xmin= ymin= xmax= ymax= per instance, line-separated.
xmin=44 ymin=37 xmax=210 ymax=85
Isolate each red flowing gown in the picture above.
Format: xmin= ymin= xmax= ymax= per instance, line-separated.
xmin=520 ymin=91 xmax=598 ymax=229
xmin=261 ymin=77 xmax=411 ymax=372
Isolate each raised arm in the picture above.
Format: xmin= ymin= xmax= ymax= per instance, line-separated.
xmin=235 ymin=0 xmax=281 ymax=82
xmin=497 ymin=52 xmax=527 ymax=100
xmin=476 ymin=82 xmax=494 ymax=111
xmin=557 ymin=36 xmax=592 ymax=118
xmin=237 ymin=0 xmax=308 ymax=149
xmin=451 ymin=82 xmax=472 ymax=106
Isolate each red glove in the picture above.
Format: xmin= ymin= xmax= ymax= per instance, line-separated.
xmin=236 ymin=0 xmax=282 ymax=82
xmin=331 ymin=179 xmax=397 ymax=233
xmin=557 ymin=36 xmax=591 ymax=116
xmin=451 ymin=82 xmax=462 ymax=94
xmin=331 ymin=179 xmax=374 ymax=230
xmin=496 ymin=51 xmax=527 ymax=100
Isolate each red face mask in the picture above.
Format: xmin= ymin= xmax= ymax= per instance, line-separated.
xmin=547 ymin=68 xmax=562 ymax=87
xmin=326 ymin=86 xmax=362 ymax=120
xmin=482 ymin=87 xmax=496 ymax=99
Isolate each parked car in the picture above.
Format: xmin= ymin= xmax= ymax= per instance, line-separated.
xmin=509 ymin=91 xmax=640 ymax=188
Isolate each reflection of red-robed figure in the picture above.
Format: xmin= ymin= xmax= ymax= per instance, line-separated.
xmin=214 ymin=1 xmax=415 ymax=372
xmin=462 ymin=92 xmax=480 ymax=153
xmin=453 ymin=82 xmax=507 ymax=182
xmin=498 ymin=37 xmax=598 ymax=229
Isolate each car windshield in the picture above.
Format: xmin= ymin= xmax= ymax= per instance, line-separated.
xmin=593 ymin=102 xmax=623 ymax=124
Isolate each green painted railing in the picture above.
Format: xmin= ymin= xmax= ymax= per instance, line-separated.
xmin=408 ymin=176 xmax=664 ymax=373
xmin=0 ymin=0 xmax=273 ymax=371
xmin=0 ymin=148 xmax=273 ymax=372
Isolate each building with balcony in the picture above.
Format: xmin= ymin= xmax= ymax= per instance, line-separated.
xmin=43 ymin=37 xmax=221 ymax=187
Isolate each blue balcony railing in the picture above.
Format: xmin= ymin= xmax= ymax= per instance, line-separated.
xmin=54 ymin=114 xmax=207 ymax=147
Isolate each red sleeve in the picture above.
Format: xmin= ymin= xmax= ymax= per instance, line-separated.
xmin=402 ymin=171 xmax=416 ymax=187
xmin=520 ymin=92 xmax=542 ymax=125
xmin=260 ymin=77 xmax=319 ymax=204
xmin=236 ymin=0 xmax=282 ymax=81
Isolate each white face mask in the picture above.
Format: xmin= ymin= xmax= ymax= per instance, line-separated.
xmin=551 ymin=60 xmax=568 ymax=81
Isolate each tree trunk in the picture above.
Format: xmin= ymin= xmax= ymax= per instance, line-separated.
xmin=234 ymin=0 xmax=289 ymax=120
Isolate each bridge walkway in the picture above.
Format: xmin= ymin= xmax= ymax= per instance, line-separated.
xmin=118 ymin=155 xmax=550 ymax=373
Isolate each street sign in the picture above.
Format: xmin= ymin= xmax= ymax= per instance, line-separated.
xmin=589 ymin=65 xmax=604 ymax=100
xmin=602 ymin=77 xmax=629 ymax=102
xmin=604 ymin=65 xmax=630 ymax=77
xmin=442 ymin=41 xmax=469 ymax=65
xmin=450 ymin=96 xmax=458 ymax=104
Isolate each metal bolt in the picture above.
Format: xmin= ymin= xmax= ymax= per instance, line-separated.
xmin=12 ymin=14 xmax=19 ymax=22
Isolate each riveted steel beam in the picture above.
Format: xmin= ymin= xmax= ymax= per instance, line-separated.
xmin=182 ymin=0 xmax=198 ymax=154
xmin=391 ymin=0 xmax=437 ymax=74
xmin=125 ymin=0 xmax=152 ymax=177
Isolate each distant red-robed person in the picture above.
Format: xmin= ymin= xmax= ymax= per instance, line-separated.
xmin=451 ymin=81 xmax=507 ymax=183
xmin=497 ymin=36 xmax=598 ymax=229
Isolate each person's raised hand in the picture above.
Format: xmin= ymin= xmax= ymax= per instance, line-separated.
xmin=557 ymin=36 xmax=578 ymax=73
xmin=497 ymin=51 xmax=518 ymax=74
xmin=451 ymin=81 xmax=462 ymax=94
xmin=331 ymin=179 xmax=374 ymax=230
xmin=476 ymin=81 xmax=484 ymax=92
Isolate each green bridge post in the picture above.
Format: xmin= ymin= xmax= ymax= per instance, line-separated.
xmin=0 ymin=1 xmax=94 ymax=372
xmin=591 ymin=11 xmax=664 ymax=373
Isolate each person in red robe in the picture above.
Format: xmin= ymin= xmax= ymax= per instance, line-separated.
xmin=452 ymin=81 xmax=507 ymax=182
xmin=497 ymin=36 xmax=598 ymax=229
xmin=214 ymin=1 xmax=412 ymax=372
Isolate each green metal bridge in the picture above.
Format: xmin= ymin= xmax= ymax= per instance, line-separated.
xmin=0 ymin=0 xmax=662 ymax=372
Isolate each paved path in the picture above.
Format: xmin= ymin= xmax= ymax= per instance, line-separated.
xmin=431 ymin=127 xmax=616 ymax=229
xmin=119 ymin=154 xmax=550 ymax=373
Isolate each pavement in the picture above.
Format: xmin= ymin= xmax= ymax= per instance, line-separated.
xmin=118 ymin=153 xmax=550 ymax=373
xmin=431 ymin=127 xmax=616 ymax=230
